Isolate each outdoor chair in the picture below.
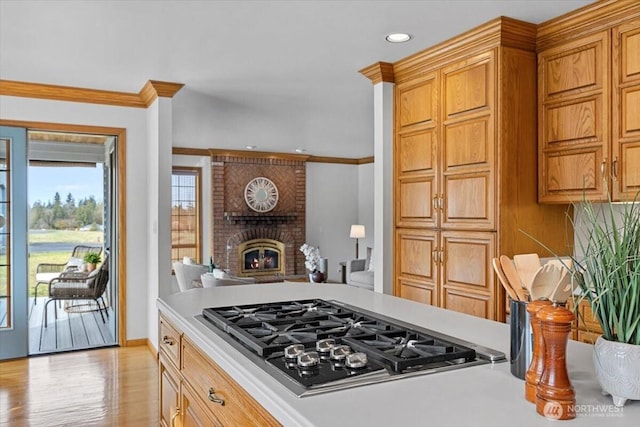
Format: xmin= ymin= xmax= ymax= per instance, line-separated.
xmin=34 ymin=245 xmax=103 ymax=303
xmin=44 ymin=255 xmax=110 ymax=327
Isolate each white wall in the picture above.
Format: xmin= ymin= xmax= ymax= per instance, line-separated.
xmin=357 ymin=162 xmax=374 ymax=254
xmin=0 ymin=94 xmax=150 ymax=341
xmin=306 ymin=163 xmax=360 ymax=282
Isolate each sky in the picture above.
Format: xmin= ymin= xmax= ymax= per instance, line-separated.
xmin=28 ymin=165 xmax=104 ymax=207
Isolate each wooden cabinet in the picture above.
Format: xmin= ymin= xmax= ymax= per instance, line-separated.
xmin=157 ymin=315 xmax=280 ymax=427
xmin=159 ymin=354 xmax=180 ymax=427
xmin=537 ymin=4 xmax=640 ymax=202
xmin=389 ymin=17 xmax=570 ymax=321
xmin=567 ymin=299 xmax=603 ymax=345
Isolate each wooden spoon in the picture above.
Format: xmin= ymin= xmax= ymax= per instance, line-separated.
xmin=549 ymin=267 xmax=573 ymax=303
xmin=529 ymin=263 xmax=563 ymax=301
xmin=513 ymin=253 xmax=541 ymax=292
xmin=499 ymin=255 xmax=528 ymax=302
xmin=492 ymin=258 xmax=520 ymax=301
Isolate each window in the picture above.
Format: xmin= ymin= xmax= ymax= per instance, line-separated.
xmin=0 ymin=139 xmax=10 ymax=328
xmin=171 ymin=167 xmax=201 ymax=264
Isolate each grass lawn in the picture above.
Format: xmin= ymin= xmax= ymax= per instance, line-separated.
xmin=29 ymin=230 xmax=102 ymax=244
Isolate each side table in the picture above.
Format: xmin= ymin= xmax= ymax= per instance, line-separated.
xmin=338 ymin=262 xmax=346 ymax=284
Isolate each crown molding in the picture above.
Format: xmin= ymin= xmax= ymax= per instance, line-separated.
xmin=172 ymin=147 xmax=373 ymax=165
xmin=359 ymin=62 xmax=395 ymax=84
xmin=139 ymin=80 xmax=185 ymax=106
xmin=537 ymin=0 xmax=640 ymax=51
xmin=0 ymin=79 xmax=184 ymax=108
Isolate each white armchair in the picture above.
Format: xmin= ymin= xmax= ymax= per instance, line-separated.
xmin=173 ymin=261 xmax=208 ymax=292
xmin=201 ymin=270 xmax=256 ymax=287
xmin=346 ymin=247 xmax=374 ymax=291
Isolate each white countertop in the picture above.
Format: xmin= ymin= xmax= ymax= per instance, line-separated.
xmin=157 ymin=283 xmax=639 ymax=426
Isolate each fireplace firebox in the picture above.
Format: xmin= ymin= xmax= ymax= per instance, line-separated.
xmin=238 ymin=239 xmax=285 ymax=277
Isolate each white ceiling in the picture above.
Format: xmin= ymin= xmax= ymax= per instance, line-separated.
xmin=0 ymin=1 xmax=594 ymax=158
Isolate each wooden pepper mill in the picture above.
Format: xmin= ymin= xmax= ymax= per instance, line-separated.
xmin=525 ymin=299 xmax=552 ymax=403
xmin=535 ymin=303 xmax=576 ymax=420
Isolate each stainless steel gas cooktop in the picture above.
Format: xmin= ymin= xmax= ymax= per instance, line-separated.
xmin=197 ymin=299 xmax=506 ymax=397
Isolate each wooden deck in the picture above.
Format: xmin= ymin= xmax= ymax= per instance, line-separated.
xmin=28 ymin=296 xmax=116 ymax=355
xmin=0 ymin=296 xmax=117 ymax=355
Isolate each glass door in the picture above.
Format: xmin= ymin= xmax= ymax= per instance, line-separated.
xmin=0 ymin=126 xmax=28 ymax=360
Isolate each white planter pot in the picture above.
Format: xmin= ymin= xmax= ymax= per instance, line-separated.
xmin=593 ymin=335 xmax=640 ymax=407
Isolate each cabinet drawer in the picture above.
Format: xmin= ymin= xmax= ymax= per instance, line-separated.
xmin=159 ymin=316 xmax=181 ymax=368
xmin=577 ymin=330 xmax=601 ymax=345
xmin=182 ymin=382 xmax=223 ymax=427
xmin=181 ymin=338 xmax=280 ymax=427
xmin=578 ymin=301 xmax=603 ymax=333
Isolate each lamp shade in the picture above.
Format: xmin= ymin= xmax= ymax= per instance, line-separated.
xmin=349 ymin=224 xmax=365 ymax=239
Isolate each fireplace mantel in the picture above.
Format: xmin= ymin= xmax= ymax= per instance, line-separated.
xmin=223 ymin=212 xmax=298 ymax=224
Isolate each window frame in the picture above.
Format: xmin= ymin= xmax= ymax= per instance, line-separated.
xmin=171 ymin=166 xmax=202 ymax=265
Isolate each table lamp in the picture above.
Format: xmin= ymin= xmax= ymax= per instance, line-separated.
xmin=350 ymin=225 xmax=365 ymax=259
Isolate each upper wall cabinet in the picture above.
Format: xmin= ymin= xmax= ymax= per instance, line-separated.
xmin=537 ymin=3 xmax=640 ymax=203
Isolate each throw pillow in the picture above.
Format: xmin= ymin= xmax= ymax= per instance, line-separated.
xmin=365 ymin=247 xmax=372 ymax=269
xmin=367 ymin=249 xmax=375 ymax=272
xmin=66 ymin=256 xmax=84 ymax=270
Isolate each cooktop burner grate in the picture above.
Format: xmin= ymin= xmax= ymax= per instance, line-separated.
xmin=199 ymin=299 xmax=506 ymax=396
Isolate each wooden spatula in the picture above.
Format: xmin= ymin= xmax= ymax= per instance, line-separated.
xmin=529 ymin=263 xmax=563 ymax=301
xmin=492 ymin=258 xmax=520 ymax=301
xmin=513 ymin=253 xmax=541 ymax=293
xmin=499 ymin=255 xmax=528 ymax=302
xmin=549 ymin=267 xmax=573 ymax=303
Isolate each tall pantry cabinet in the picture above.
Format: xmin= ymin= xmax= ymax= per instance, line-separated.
xmin=364 ymin=18 xmax=571 ymax=321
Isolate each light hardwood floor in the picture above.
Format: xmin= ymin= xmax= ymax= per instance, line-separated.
xmin=0 ymin=346 xmax=158 ymax=426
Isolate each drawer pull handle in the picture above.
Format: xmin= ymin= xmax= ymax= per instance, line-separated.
xmin=208 ymin=388 xmax=225 ymax=406
xmin=162 ymin=336 xmax=174 ymax=346
xmin=171 ymin=407 xmax=180 ymax=426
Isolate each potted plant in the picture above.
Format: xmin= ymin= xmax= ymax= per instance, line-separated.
xmin=300 ymin=243 xmax=324 ymax=283
xmin=571 ymin=195 xmax=640 ymax=407
xmin=84 ymin=252 xmax=102 ymax=273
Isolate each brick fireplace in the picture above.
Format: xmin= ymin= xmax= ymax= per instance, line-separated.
xmin=211 ymin=154 xmax=306 ymax=278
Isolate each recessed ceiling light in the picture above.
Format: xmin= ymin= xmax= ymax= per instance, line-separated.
xmin=295 ymin=148 xmax=306 ymax=153
xmin=245 ymin=145 xmax=257 ymax=150
xmin=386 ymin=33 xmax=412 ymax=43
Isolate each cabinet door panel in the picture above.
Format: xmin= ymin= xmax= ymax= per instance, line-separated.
xmin=544 ymin=97 xmax=601 ymax=145
xmin=442 ymin=173 xmax=493 ymax=229
xmin=398 ymin=280 xmax=437 ymax=306
xmin=539 ymin=31 xmax=607 ymax=101
xmin=620 ymin=143 xmax=640 ymax=190
xmin=613 ymin=20 xmax=640 ymax=201
xmin=395 ymin=229 xmax=437 ymax=299
xmin=397 ymin=177 xmax=436 ymax=228
xmin=444 ymin=118 xmax=489 ymax=168
xmin=623 ymin=88 xmax=640 ymax=134
xmin=399 ymin=78 xmax=437 ymax=127
xmin=620 ymin=25 xmax=640 ymax=82
xmin=398 ymin=130 xmax=435 ymax=173
xmin=159 ymin=358 xmax=180 ymax=427
xmin=545 ymin=148 xmax=602 ymax=192
xmin=444 ymin=61 xmax=490 ymax=117
xmin=440 ymin=231 xmax=496 ymax=319
xmin=443 ymin=290 xmax=490 ymax=319
xmin=544 ymin=45 xmax=598 ymax=97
